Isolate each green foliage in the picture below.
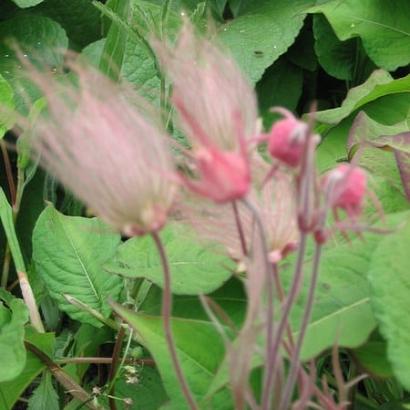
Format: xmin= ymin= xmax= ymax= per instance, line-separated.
xmin=0 ymin=74 xmax=14 ymax=138
xmin=106 ymin=224 xmax=233 ymax=295
xmin=0 ymin=289 xmax=28 ymax=382
xmin=308 ymin=0 xmax=410 ymax=71
xmin=32 ymin=206 xmax=123 ymax=327
xmin=369 ymin=216 xmax=410 ymax=389
xmin=27 ymin=371 xmax=59 ymax=410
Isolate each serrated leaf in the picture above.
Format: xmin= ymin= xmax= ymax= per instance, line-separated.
xmin=0 ymin=73 xmax=14 ymax=138
xmin=105 ymin=224 xmax=233 ymax=295
xmin=309 ymin=0 xmax=410 ymax=71
xmin=218 ymin=0 xmax=313 ymax=83
xmin=112 ymin=303 xmax=232 ymax=409
xmin=0 ymin=289 xmax=28 ymax=382
xmin=368 ymin=216 xmax=410 ymax=389
xmin=32 ymin=206 xmax=123 ymax=327
xmin=27 ymin=372 xmax=59 ymax=410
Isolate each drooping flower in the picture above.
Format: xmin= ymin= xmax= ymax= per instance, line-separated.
xmin=152 ymin=21 xmax=258 ymax=203
xmin=21 ymin=59 xmax=177 ymax=236
xmin=324 ymin=164 xmax=367 ymax=218
xmin=264 ymin=108 xmax=308 ymax=168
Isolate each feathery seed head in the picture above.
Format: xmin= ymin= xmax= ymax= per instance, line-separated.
xmin=22 ymin=59 xmax=177 ymax=236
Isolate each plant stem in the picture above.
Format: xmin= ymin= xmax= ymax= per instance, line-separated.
xmin=279 ymin=243 xmax=323 ymax=410
xmin=56 ymin=357 xmax=154 ymax=365
xmin=1 ymin=140 xmax=16 ymax=205
xmin=232 ymin=200 xmax=247 ymax=256
xmin=151 ymin=231 xmax=198 ymax=410
xmin=18 ymin=271 xmax=45 ymax=333
xmin=25 ymin=342 xmax=101 ymax=410
xmin=108 ymin=325 xmax=126 ymax=410
xmin=262 ymin=233 xmax=307 ymax=409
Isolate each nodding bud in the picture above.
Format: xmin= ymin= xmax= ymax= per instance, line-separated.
xmin=266 ymin=108 xmax=308 ymax=167
xmin=325 ymin=164 xmax=367 ymax=217
xmin=152 ymin=20 xmax=256 ymax=203
xmin=19 ymin=58 xmax=177 ymax=237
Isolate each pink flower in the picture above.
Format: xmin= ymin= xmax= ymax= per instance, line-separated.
xmin=324 ymin=164 xmax=367 ymax=218
xmin=23 ymin=59 xmax=177 ymax=236
xmin=265 ymin=108 xmax=308 ymax=167
xmin=152 ymin=21 xmax=257 ymax=203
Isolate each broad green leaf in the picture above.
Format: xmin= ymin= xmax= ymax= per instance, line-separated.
xmin=10 ymin=0 xmax=43 ymax=7
xmin=291 ymin=212 xmax=410 ymax=360
xmin=287 ymin=23 xmax=318 ymax=72
xmin=313 ymin=14 xmax=375 ymax=82
xmin=368 ymin=216 xmax=410 ymax=389
xmin=313 ymin=71 xmax=410 ymax=130
xmin=27 ymin=372 xmax=59 ymax=410
xmin=105 ymin=224 xmax=233 ymax=295
xmin=34 ymin=0 xmax=102 ymax=49
xmin=256 ymin=57 xmax=303 ymax=129
xmin=0 ymin=74 xmax=14 ymax=138
xmin=309 ymin=0 xmax=410 ymax=71
xmin=32 ymin=206 xmax=123 ymax=327
xmin=112 ymin=303 xmax=232 ymax=409
xmin=0 ymin=289 xmax=28 ymax=382
xmin=0 ymin=14 xmax=68 ymax=78
xmin=218 ymin=0 xmax=313 ymax=83
xmin=0 ymin=328 xmax=55 ymax=410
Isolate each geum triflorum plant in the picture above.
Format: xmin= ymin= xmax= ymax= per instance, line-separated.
xmin=14 ymin=20 xmax=378 ymax=410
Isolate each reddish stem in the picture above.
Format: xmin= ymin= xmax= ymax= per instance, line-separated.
xmin=151 ymin=231 xmax=198 ymax=410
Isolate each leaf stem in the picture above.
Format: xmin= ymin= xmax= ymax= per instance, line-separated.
xmin=232 ymin=200 xmax=247 ymax=256
xmin=151 ymin=231 xmax=198 ymax=410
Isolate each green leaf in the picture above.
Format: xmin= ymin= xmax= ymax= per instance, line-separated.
xmin=99 ymin=0 xmax=131 ymax=80
xmin=0 ymin=328 xmax=55 ymax=410
xmin=353 ymin=333 xmax=394 ymax=378
xmin=292 ymin=212 xmax=410 ymax=360
xmin=10 ymin=0 xmax=44 ymax=8
xmin=0 ymin=289 xmax=28 ymax=382
xmin=313 ymin=71 xmax=410 ymax=129
xmin=105 ymin=224 xmax=233 ymax=295
xmin=109 ymin=367 xmax=168 ymax=410
xmin=34 ymin=0 xmax=102 ymax=49
xmin=287 ymin=22 xmax=317 ymax=72
xmin=112 ymin=303 xmax=231 ymax=409
xmin=0 ymin=73 xmax=14 ymax=138
xmin=218 ymin=0 xmax=313 ymax=83
xmin=313 ymin=14 xmax=375 ymax=82
xmin=368 ymin=216 xmax=410 ymax=389
xmin=0 ymin=14 xmax=68 ymax=78
xmin=308 ymin=0 xmax=410 ymax=71
xmin=32 ymin=206 xmax=123 ymax=327
xmin=0 ymin=188 xmax=26 ymax=272
xmin=27 ymin=371 xmax=59 ymax=410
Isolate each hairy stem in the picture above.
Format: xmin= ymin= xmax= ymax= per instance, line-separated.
xmin=279 ymin=243 xmax=323 ymax=410
xmin=151 ymin=231 xmax=198 ymax=410
xmin=56 ymin=357 xmax=154 ymax=365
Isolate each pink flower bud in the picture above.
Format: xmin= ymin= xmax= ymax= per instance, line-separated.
xmin=266 ymin=109 xmax=307 ymax=167
xmin=325 ymin=164 xmax=367 ymax=217
xmin=20 ymin=59 xmax=177 ymax=236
